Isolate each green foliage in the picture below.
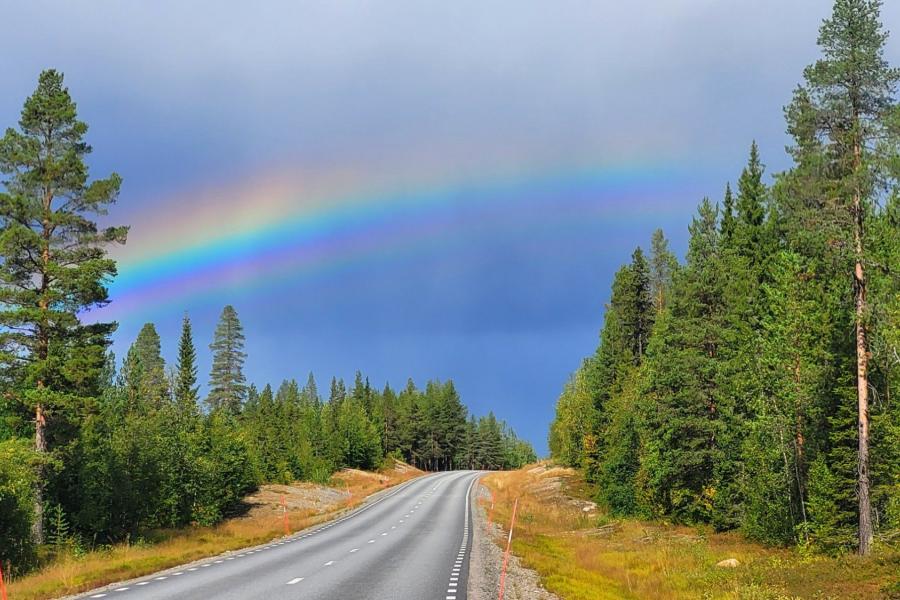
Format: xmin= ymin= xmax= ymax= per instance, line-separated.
xmin=549 ymin=0 xmax=900 ymax=554
xmin=548 ymin=364 xmax=598 ymax=468
xmin=596 ymin=369 xmax=643 ymax=516
xmin=0 ymin=439 xmax=39 ymax=570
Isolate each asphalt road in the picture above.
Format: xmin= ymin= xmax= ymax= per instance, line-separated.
xmin=74 ymin=470 xmax=481 ymax=600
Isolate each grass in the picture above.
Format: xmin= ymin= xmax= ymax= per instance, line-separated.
xmin=6 ymin=463 xmax=421 ymax=600
xmin=479 ymin=464 xmax=900 ymax=600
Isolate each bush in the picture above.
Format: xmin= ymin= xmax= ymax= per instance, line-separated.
xmin=0 ymin=439 xmax=39 ymax=572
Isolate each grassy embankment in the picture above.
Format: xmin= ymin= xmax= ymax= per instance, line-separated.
xmin=7 ymin=462 xmax=421 ymax=600
xmin=480 ymin=464 xmax=899 ymax=600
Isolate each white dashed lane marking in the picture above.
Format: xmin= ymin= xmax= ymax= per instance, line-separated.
xmin=80 ymin=473 xmax=458 ymax=598
xmin=446 ymin=474 xmax=477 ymax=600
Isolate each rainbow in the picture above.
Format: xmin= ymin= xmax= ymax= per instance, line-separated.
xmin=98 ymin=160 xmax=704 ymax=320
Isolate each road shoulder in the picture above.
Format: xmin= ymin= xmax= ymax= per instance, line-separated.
xmin=468 ymin=481 xmax=560 ymax=600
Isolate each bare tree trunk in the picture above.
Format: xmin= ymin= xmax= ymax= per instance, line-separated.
xmin=32 ymin=400 xmax=46 ymax=544
xmin=853 ymin=143 xmax=873 ymax=556
xmin=31 ymin=188 xmax=53 ymax=546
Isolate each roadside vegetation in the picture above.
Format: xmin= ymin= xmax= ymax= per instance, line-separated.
xmin=481 ymin=464 xmax=900 ymax=600
xmin=549 ymin=0 xmax=899 ymax=562
xmin=7 ymin=462 xmax=421 ymax=600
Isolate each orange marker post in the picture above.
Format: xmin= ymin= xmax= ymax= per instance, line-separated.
xmin=497 ymin=497 xmax=519 ymax=600
xmin=0 ymin=560 xmax=8 ymax=600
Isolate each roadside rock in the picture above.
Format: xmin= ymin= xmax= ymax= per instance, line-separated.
xmin=716 ymin=558 xmax=741 ymax=568
xmin=468 ymin=484 xmax=560 ymax=600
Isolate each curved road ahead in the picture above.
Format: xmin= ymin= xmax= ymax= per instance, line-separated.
xmin=76 ymin=471 xmax=480 ymax=600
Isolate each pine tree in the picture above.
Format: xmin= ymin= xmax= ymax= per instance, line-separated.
xmin=780 ymin=0 xmax=899 ymax=555
xmin=207 ymin=305 xmax=247 ymax=414
xmin=175 ymin=315 xmax=199 ymax=410
xmin=0 ymin=70 xmax=127 ymax=542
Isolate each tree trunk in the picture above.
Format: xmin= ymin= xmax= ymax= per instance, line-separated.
xmin=853 ymin=143 xmax=873 ymax=556
xmin=32 ymin=188 xmax=53 ymax=546
xmin=32 ymin=400 xmax=46 ymax=544
xmin=793 ymin=358 xmax=808 ymax=529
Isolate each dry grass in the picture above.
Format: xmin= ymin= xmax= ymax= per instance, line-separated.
xmin=7 ymin=461 xmax=422 ymax=600
xmin=480 ymin=463 xmax=900 ymax=600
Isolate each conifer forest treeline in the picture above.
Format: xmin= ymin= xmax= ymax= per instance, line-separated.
xmin=0 ymin=73 xmax=533 ymax=573
xmin=550 ymin=0 xmax=899 ymax=556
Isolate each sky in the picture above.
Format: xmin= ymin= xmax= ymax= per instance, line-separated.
xmin=3 ymin=1 xmax=899 ymax=455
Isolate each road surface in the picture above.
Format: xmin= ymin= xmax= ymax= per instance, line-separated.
xmin=74 ymin=470 xmax=480 ymax=600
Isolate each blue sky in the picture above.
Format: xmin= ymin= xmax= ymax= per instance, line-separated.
xmin=3 ymin=1 xmax=898 ymax=454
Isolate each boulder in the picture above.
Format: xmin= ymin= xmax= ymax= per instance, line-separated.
xmin=716 ymin=558 xmax=740 ymax=568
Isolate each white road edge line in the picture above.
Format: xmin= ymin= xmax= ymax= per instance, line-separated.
xmin=75 ymin=471 xmax=446 ymax=598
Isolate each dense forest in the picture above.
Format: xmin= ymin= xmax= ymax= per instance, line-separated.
xmin=550 ymin=0 xmax=899 ymax=555
xmin=0 ymin=72 xmax=534 ymax=574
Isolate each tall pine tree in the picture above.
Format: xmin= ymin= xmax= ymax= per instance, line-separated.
xmin=0 ymin=70 xmax=127 ymax=542
xmin=780 ymin=0 xmax=899 ymax=555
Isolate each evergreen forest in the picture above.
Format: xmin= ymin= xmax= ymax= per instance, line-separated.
xmin=550 ymin=0 xmax=899 ymax=556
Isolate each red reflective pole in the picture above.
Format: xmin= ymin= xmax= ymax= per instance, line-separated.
xmin=0 ymin=561 xmax=8 ymax=600
xmin=497 ymin=497 xmax=519 ymax=600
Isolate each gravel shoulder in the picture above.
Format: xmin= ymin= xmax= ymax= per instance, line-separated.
xmin=468 ymin=482 xmax=560 ymax=600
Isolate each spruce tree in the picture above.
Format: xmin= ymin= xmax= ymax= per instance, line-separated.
xmin=714 ymin=144 xmax=773 ymax=529
xmin=303 ymin=372 xmax=319 ymax=406
xmin=649 ymin=228 xmax=679 ymax=314
xmin=625 ymin=247 xmax=654 ymax=362
xmin=644 ymin=199 xmax=725 ymax=522
xmin=123 ymin=323 xmax=168 ymax=408
xmin=733 ymin=141 xmax=768 ymax=268
xmin=720 ymin=184 xmax=736 ymax=243
xmin=207 ymin=305 xmax=247 ymax=414
xmin=175 ymin=315 xmax=199 ymax=410
xmin=0 ymin=70 xmax=127 ymax=542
